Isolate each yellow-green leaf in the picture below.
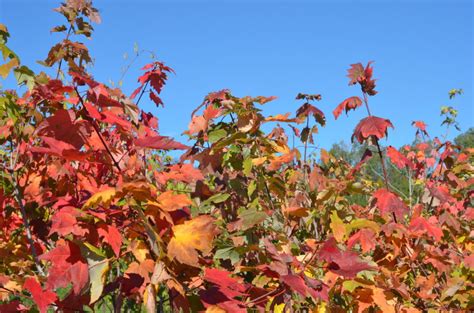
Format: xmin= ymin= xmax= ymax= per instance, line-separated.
xmin=84 ymin=188 xmax=116 ymax=208
xmin=330 ymin=211 xmax=347 ymax=242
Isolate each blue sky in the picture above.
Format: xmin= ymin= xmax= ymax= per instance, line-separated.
xmin=1 ymin=0 xmax=473 ymax=151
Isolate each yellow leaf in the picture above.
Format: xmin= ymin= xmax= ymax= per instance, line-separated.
xmin=349 ymin=218 xmax=380 ymax=233
xmin=252 ymin=156 xmax=267 ymax=166
xmin=273 ymin=303 xmax=286 ymax=313
xmin=167 ymin=215 xmax=218 ymax=267
xmin=84 ymin=188 xmax=116 ymax=208
xmin=205 ymin=306 xmax=227 ymax=313
xmin=87 ymin=254 xmax=109 ymax=304
xmin=143 ymin=284 xmax=156 ymax=313
xmin=315 ymin=302 xmax=327 ymax=313
xmin=130 ymin=240 xmax=149 ymax=263
xmin=0 ymin=57 xmax=19 ymax=79
xmin=330 ymin=211 xmax=347 ymax=242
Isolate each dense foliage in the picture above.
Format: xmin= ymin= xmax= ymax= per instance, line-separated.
xmin=0 ymin=2 xmax=472 ymax=312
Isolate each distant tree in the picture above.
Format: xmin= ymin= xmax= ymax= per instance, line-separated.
xmin=454 ymin=127 xmax=474 ymax=148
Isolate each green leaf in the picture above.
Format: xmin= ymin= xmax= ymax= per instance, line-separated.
xmin=208 ymin=128 xmax=227 ymax=143
xmin=204 ymin=193 xmax=230 ymax=205
xmin=236 ymin=208 xmax=267 ymax=231
xmin=243 ymin=158 xmax=252 ymax=176
xmin=14 ymin=65 xmax=35 ymax=89
xmin=247 ymin=180 xmax=256 ymax=197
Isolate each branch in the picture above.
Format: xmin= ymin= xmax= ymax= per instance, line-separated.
xmin=74 ymin=86 xmax=121 ymax=172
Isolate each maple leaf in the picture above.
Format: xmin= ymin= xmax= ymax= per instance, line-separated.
xmin=31 ymin=136 xmax=90 ymax=161
xmin=149 ymin=91 xmax=163 ymax=107
xmin=330 ymin=211 xmax=347 ymax=242
xmin=167 ymin=215 xmax=218 ymax=267
xmin=131 ymin=61 xmax=174 ymax=107
xmin=264 ymin=113 xmax=298 ymax=123
xmin=97 ymin=224 xmax=122 ymax=257
xmin=412 ymin=120 xmax=428 ymax=136
xmin=296 ymin=102 xmax=326 ymax=126
xmin=409 ymin=216 xmax=443 ymax=241
xmin=333 ymin=96 xmax=363 ymax=119
xmin=152 ymin=191 xmax=193 ymax=212
xmin=187 ymin=115 xmax=207 ymax=135
xmin=84 ymin=188 xmax=117 ymax=208
xmin=35 ymin=109 xmax=91 ymax=149
xmin=373 ymin=189 xmax=408 ymax=221
xmin=39 ymin=240 xmax=88 ymax=295
xmin=281 ymin=274 xmax=308 ymax=298
xmin=319 ymin=237 xmax=374 ymax=278
xmin=347 ymin=61 xmax=377 ymax=95
xmin=268 ymin=150 xmax=297 ymax=171
xmin=352 ymin=116 xmax=394 ymax=143
xmin=347 ymin=63 xmax=365 ymax=85
xmin=203 ymin=268 xmax=247 ymax=299
xmin=155 ymin=163 xmax=204 ymax=185
xmin=49 ymin=208 xmax=87 ymax=237
xmin=87 ymin=84 xmax=122 ymax=108
xmin=386 ymin=146 xmax=414 ymax=169
xmin=134 ymin=135 xmax=188 ymax=150
xmin=206 ymin=89 xmax=229 ymax=103
xmin=23 ymin=278 xmax=57 ymax=313
xmin=347 ymin=229 xmax=377 ymax=253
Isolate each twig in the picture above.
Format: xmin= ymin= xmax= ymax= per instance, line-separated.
xmin=74 ymin=86 xmax=121 ymax=172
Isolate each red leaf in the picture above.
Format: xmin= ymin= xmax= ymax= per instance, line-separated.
xmin=23 ymin=278 xmax=57 ymax=313
xmin=373 ymin=189 xmax=408 ymax=221
xmin=409 ymin=216 xmax=443 ymax=241
xmin=386 ymin=146 xmax=414 ymax=170
xmin=149 ymin=91 xmax=163 ymax=107
xmin=207 ymin=89 xmax=229 ymax=103
xmin=319 ymin=237 xmax=374 ymax=278
xmin=134 ymin=135 xmax=188 ymax=150
xmin=31 ymin=136 xmax=89 ymax=161
xmin=39 ymin=240 xmax=88 ymax=295
xmin=281 ymin=274 xmax=308 ymax=297
xmin=203 ymin=268 xmax=247 ymax=299
xmin=347 ymin=61 xmax=377 ymax=95
xmin=333 ymin=96 xmax=362 ymax=119
xmin=296 ymin=103 xmax=326 ymax=126
xmin=130 ymin=86 xmax=142 ymax=99
xmin=88 ymin=84 xmax=122 ymax=108
xmin=352 ymin=116 xmax=394 ymax=143
xmin=0 ymin=300 xmax=27 ymax=313
xmin=35 ymin=109 xmax=91 ymax=149
xmin=132 ymin=61 xmax=174 ymax=105
xmin=98 ymin=224 xmax=122 ymax=257
xmin=412 ymin=120 xmax=428 ymax=136
xmin=187 ymin=115 xmax=207 ymax=135
xmin=347 ymin=229 xmax=377 ymax=253
xmin=49 ymin=208 xmax=87 ymax=237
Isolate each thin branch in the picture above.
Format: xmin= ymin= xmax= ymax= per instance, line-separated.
xmin=74 ymin=86 xmax=121 ymax=172
xmin=56 ymin=25 xmax=73 ymax=80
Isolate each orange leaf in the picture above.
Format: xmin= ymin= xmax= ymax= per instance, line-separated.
xmin=156 ymin=191 xmax=192 ymax=212
xmin=167 ymin=215 xmax=218 ymax=267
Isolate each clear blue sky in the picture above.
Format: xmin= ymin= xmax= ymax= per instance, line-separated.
xmin=1 ymin=0 xmax=473 ymax=150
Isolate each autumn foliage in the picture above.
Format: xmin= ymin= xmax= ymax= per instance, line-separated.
xmin=0 ymin=2 xmax=473 ymax=312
